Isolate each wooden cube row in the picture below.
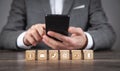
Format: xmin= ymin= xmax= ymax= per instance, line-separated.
xmin=25 ymin=50 xmax=94 ymax=61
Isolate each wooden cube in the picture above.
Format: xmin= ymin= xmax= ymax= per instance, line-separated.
xmin=37 ymin=50 xmax=47 ymax=61
xmin=60 ymin=50 xmax=70 ymax=60
xmin=49 ymin=50 xmax=58 ymax=60
xmin=72 ymin=50 xmax=82 ymax=60
xmin=25 ymin=50 xmax=36 ymax=61
xmin=83 ymin=50 xmax=94 ymax=60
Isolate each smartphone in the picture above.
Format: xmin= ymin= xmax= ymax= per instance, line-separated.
xmin=45 ymin=14 xmax=70 ymax=41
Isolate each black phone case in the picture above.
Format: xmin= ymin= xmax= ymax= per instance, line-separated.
xmin=45 ymin=14 xmax=70 ymax=41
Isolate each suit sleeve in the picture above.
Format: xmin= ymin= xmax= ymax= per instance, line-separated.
xmin=0 ymin=0 xmax=26 ymax=50
xmin=87 ymin=0 xmax=116 ymax=50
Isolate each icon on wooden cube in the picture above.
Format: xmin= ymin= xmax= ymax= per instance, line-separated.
xmin=25 ymin=50 xmax=36 ymax=61
xmin=37 ymin=50 xmax=47 ymax=61
xmin=49 ymin=50 xmax=58 ymax=60
xmin=83 ymin=50 xmax=94 ymax=60
xmin=60 ymin=50 xmax=70 ymax=60
xmin=72 ymin=50 xmax=82 ymax=60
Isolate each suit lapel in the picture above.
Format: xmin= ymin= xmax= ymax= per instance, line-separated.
xmin=41 ymin=0 xmax=51 ymax=14
xmin=62 ymin=0 xmax=74 ymax=15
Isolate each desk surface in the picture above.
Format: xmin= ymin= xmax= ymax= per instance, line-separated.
xmin=0 ymin=50 xmax=120 ymax=71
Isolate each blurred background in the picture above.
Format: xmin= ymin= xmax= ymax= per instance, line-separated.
xmin=0 ymin=0 xmax=120 ymax=50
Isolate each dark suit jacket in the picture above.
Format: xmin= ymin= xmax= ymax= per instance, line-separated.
xmin=0 ymin=0 xmax=116 ymax=50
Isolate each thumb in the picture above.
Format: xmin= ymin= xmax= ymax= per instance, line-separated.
xmin=68 ymin=27 xmax=83 ymax=35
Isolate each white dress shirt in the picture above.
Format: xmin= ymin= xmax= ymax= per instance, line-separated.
xmin=17 ymin=0 xmax=93 ymax=49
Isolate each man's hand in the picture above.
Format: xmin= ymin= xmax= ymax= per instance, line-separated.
xmin=42 ymin=27 xmax=87 ymax=50
xmin=23 ymin=24 xmax=45 ymax=46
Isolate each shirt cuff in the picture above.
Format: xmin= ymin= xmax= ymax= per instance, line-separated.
xmin=84 ymin=32 xmax=94 ymax=50
xmin=17 ymin=32 xmax=32 ymax=49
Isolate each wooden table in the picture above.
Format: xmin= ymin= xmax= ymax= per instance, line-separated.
xmin=0 ymin=50 xmax=120 ymax=71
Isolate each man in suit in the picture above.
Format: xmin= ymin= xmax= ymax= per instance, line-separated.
xmin=0 ymin=0 xmax=116 ymax=50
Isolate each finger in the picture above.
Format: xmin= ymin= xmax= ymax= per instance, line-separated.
xmin=41 ymin=24 xmax=46 ymax=30
xmin=23 ymin=37 xmax=31 ymax=46
xmin=47 ymin=31 xmax=71 ymax=43
xmin=68 ymin=27 xmax=84 ymax=35
xmin=42 ymin=34 xmax=79 ymax=50
xmin=25 ymin=34 xmax=37 ymax=46
xmin=42 ymin=35 xmax=65 ymax=49
xmin=30 ymin=26 xmax=43 ymax=41
xmin=35 ymin=24 xmax=45 ymax=36
xmin=45 ymin=32 xmax=76 ymax=50
xmin=35 ymin=24 xmax=45 ymax=28
xmin=31 ymin=29 xmax=42 ymax=42
xmin=38 ymin=24 xmax=46 ymax=30
xmin=47 ymin=31 xmax=77 ymax=47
